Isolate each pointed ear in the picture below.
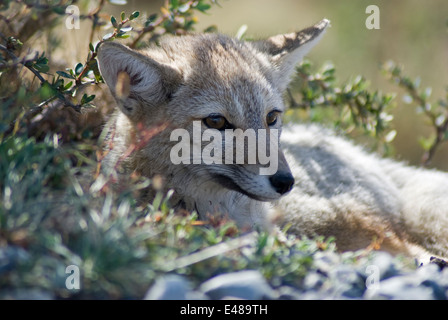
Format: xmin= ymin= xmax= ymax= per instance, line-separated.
xmin=97 ymin=42 xmax=181 ymax=120
xmin=253 ymin=19 xmax=330 ymax=92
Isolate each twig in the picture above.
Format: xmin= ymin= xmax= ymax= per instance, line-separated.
xmin=0 ymin=43 xmax=83 ymax=109
xmin=88 ymin=0 xmax=106 ymax=44
xmin=422 ymin=116 xmax=448 ymax=166
xmin=385 ymin=65 xmax=447 ymax=166
xmin=129 ymin=16 xmax=165 ymax=49
xmin=0 ymin=44 xmax=45 ymax=83
xmin=161 ymin=232 xmax=257 ymax=272
xmin=76 ymin=17 xmax=131 ymax=85
xmin=0 ymin=43 xmax=87 ymax=136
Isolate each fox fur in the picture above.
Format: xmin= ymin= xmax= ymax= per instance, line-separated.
xmin=97 ymin=19 xmax=448 ymax=262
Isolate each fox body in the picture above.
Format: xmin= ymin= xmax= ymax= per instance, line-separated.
xmin=97 ymin=20 xmax=448 ymax=261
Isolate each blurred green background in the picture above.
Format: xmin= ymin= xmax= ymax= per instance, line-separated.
xmin=71 ymin=0 xmax=448 ymax=169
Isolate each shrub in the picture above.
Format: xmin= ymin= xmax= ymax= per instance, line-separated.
xmin=0 ymin=0 xmax=446 ymax=299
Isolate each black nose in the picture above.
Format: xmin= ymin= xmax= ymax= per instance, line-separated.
xmin=269 ymin=172 xmax=295 ymax=195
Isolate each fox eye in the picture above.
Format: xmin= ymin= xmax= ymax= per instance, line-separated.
xmin=266 ymin=111 xmax=280 ymax=126
xmin=203 ymin=114 xmax=232 ymax=130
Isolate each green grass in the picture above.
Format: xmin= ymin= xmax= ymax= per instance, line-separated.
xmin=2 ymin=134 xmax=402 ymax=299
xmin=1 ymin=0 xmax=436 ymax=300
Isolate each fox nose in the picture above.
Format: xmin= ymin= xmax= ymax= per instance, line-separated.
xmin=269 ymin=172 xmax=295 ymax=195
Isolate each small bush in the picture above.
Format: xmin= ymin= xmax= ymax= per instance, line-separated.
xmin=0 ymin=0 xmax=446 ymax=299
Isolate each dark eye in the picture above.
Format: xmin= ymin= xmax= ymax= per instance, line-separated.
xmin=203 ymin=114 xmax=232 ymax=130
xmin=266 ymin=111 xmax=280 ymax=126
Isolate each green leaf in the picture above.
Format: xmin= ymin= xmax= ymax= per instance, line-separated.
xmin=111 ymin=16 xmax=118 ymax=28
xmin=82 ymin=103 xmax=96 ymax=109
xmin=93 ymin=68 xmax=103 ymax=83
xmin=418 ymin=136 xmax=434 ymax=151
xmin=170 ymin=0 xmax=179 ymax=9
xmin=235 ymin=24 xmax=248 ymax=40
xmin=203 ymin=25 xmax=218 ymax=33
xmin=102 ymin=33 xmax=115 ymax=41
xmin=130 ymin=11 xmax=140 ymax=20
xmin=116 ymin=34 xmax=130 ymax=39
xmin=33 ymin=63 xmax=49 ymax=73
xmin=178 ymin=3 xmax=190 ymax=13
xmin=121 ymin=11 xmax=126 ymax=21
xmin=120 ymin=26 xmax=133 ymax=33
xmin=63 ymin=81 xmax=73 ymax=90
xmin=75 ymin=63 xmax=84 ymax=76
xmin=54 ymin=78 xmax=64 ymax=89
xmin=81 ymin=94 xmax=96 ymax=105
xmin=384 ymin=130 xmax=397 ymax=143
xmin=145 ymin=13 xmax=158 ymax=26
xmin=195 ymin=2 xmax=211 ymax=12
xmin=36 ymin=55 xmax=49 ymax=65
xmin=56 ymin=71 xmax=75 ymax=79
xmin=68 ymin=68 xmax=75 ymax=77
xmin=39 ymin=82 xmax=55 ymax=100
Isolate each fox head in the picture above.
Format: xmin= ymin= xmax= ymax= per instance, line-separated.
xmin=97 ymin=19 xmax=329 ymax=222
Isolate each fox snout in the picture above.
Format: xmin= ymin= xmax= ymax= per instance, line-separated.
xmin=269 ymin=171 xmax=295 ymax=195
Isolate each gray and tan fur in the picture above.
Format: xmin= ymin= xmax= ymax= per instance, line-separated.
xmin=97 ymin=19 xmax=448 ymax=262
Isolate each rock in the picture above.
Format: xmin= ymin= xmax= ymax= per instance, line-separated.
xmin=430 ymin=257 xmax=448 ymax=270
xmin=421 ymin=279 xmax=446 ymax=300
xmin=276 ymin=286 xmax=303 ymax=300
xmin=364 ymin=264 xmax=446 ymax=300
xmin=299 ymin=290 xmax=332 ymax=300
xmin=328 ymin=265 xmax=365 ymax=299
xmin=199 ymin=270 xmax=276 ymax=300
xmin=364 ymin=275 xmax=434 ymax=300
xmin=367 ymin=251 xmax=399 ymax=280
xmin=303 ymin=271 xmax=325 ymax=291
xmin=144 ymin=275 xmax=206 ymax=300
xmin=313 ymin=251 xmax=341 ymax=275
xmin=417 ymin=264 xmax=447 ymax=300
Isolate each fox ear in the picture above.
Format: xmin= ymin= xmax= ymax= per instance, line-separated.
xmin=97 ymin=42 xmax=181 ymax=119
xmin=254 ymin=19 xmax=330 ymax=92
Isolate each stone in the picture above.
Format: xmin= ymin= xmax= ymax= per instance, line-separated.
xmin=199 ymin=270 xmax=276 ymax=300
xmin=144 ymin=274 xmax=206 ymax=300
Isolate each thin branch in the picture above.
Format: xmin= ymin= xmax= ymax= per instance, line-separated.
xmin=161 ymin=232 xmax=257 ymax=272
xmin=422 ymin=116 xmax=448 ymax=166
xmin=0 ymin=44 xmax=45 ymax=83
xmin=0 ymin=43 xmax=87 ymax=136
xmin=88 ymin=0 xmax=106 ymax=44
xmin=76 ymin=17 xmax=131 ymax=85
xmin=129 ymin=16 xmax=165 ymax=49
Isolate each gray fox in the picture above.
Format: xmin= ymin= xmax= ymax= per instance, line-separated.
xmin=97 ymin=19 xmax=448 ymax=262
